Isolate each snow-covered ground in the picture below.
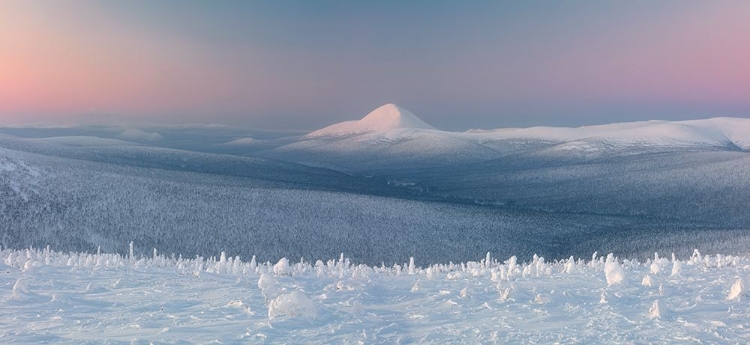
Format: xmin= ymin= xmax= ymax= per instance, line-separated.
xmin=2 ymin=248 xmax=749 ymax=344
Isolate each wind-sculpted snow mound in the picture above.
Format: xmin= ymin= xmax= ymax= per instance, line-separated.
xmin=1 ymin=247 xmax=749 ymax=343
xmin=267 ymin=291 xmax=319 ymax=320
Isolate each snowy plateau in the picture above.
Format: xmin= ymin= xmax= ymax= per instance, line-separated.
xmin=2 ymin=104 xmax=750 ymax=343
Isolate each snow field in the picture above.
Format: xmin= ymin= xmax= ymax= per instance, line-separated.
xmin=1 ymin=248 xmax=750 ymax=343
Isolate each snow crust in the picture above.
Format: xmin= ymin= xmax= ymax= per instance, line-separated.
xmin=2 ymin=248 xmax=750 ymax=343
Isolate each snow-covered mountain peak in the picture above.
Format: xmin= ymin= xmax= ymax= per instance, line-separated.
xmin=308 ymin=104 xmax=435 ymax=137
xmin=358 ymin=103 xmax=435 ymax=131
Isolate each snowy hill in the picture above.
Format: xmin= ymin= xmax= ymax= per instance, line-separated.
xmin=277 ymin=104 xmax=498 ymax=169
xmin=307 ymin=103 xmax=435 ymax=137
xmin=474 ymin=117 xmax=750 ymax=153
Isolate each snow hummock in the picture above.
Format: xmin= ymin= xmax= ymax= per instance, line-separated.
xmin=268 ymin=291 xmax=319 ymax=320
xmin=308 ymin=104 xmax=435 ymax=137
xmin=273 ymin=257 xmax=292 ymax=275
xmin=727 ymin=279 xmax=744 ymax=301
xmin=648 ymin=299 xmax=672 ymax=319
xmin=604 ymin=253 xmax=626 ymax=286
xmin=11 ymin=278 xmax=31 ymax=300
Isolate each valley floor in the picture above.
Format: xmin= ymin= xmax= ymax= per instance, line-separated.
xmin=2 ymin=248 xmax=749 ymax=344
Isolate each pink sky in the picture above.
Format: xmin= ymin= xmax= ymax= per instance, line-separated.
xmin=1 ymin=1 xmax=748 ymax=129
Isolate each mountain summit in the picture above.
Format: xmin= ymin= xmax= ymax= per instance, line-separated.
xmin=308 ymin=103 xmax=435 ymax=137
xmin=358 ymin=104 xmax=435 ymax=131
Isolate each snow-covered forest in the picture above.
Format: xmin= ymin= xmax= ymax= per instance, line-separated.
xmin=2 ymin=114 xmax=750 ymax=342
xmin=3 ymin=116 xmax=750 ymax=265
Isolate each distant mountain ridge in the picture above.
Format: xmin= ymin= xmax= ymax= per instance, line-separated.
xmin=269 ymin=104 xmax=750 ymax=170
xmin=306 ymin=104 xmax=750 ymax=149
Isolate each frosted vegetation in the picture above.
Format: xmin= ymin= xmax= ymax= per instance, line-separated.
xmin=3 ymin=141 xmax=750 ymax=265
xmin=2 ymin=247 xmax=749 ymax=343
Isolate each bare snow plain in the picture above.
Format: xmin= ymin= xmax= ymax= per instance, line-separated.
xmin=2 ymin=248 xmax=749 ymax=344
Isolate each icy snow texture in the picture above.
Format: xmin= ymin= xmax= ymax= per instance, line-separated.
xmin=1 ymin=248 xmax=750 ymax=343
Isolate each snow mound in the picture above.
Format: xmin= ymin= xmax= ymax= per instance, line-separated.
xmin=258 ymin=273 xmax=277 ymax=302
xmin=604 ymin=254 xmax=626 ymax=286
xmin=648 ymin=299 xmax=672 ymax=319
xmin=117 ymin=128 xmax=164 ymax=142
xmin=273 ymin=257 xmax=292 ymax=276
xmin=727 ymin=279 xmax=744 ymax=301
xmin=268 ymin=291 xmax=318 ymax=320
xmin=670 ymin=260 xmax=682 ymax=277
xmin=11 ymin=278 xmax=31 ymax=300
xmin=308 ymin=104 xmax=435 ymax=137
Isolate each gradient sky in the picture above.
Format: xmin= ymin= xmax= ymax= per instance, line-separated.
xmin=1 ymin=1 xmax=749 ymax=130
